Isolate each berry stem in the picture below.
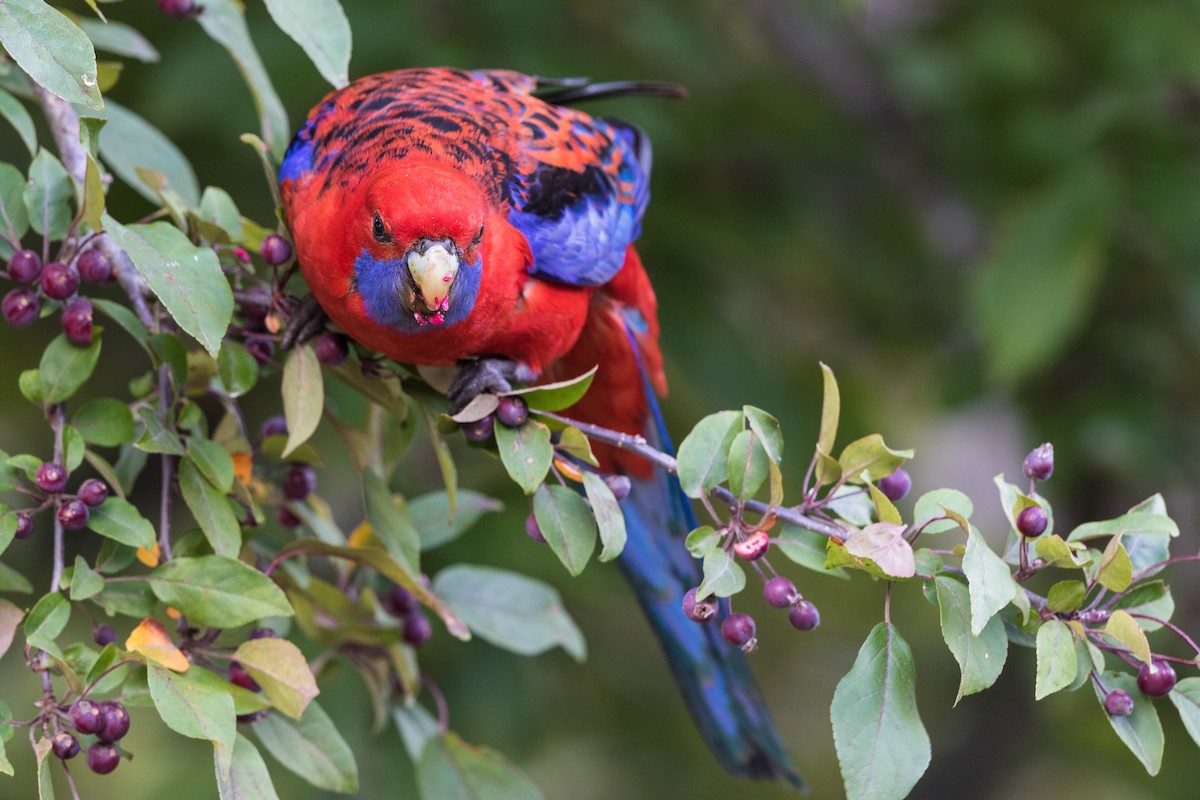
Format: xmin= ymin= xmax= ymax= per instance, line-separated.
xmin=62 ymin=760 xmax=82 ymax=800
xmin=421 ymin=674 xmax=450 ymax=734
xmin=49 ymin=403 xmax=65 ymax=594
xmin=1129 ymin=554 xmax=1200 ymax=585
xmin=1128 ymin=613 xmax=1200 ymax=656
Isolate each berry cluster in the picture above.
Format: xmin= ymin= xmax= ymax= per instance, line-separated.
xmin=461 ymin=395 xmax=530 ymax=443
xmin=2 ymin=248 xmax=112 ymax=344
xmin=683 ymin=573 xmax=821 ymax=654
xmin=13 ymin=462 xmax=111 ymax=540
xmin=55 ymin=697 xmax=131 ymax=774
xmin=382 ymin=585 xmax=433 ymax=647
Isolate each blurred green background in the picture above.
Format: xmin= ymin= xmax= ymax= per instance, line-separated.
xmin=4 ymin=0 xmax=1200 ymax=797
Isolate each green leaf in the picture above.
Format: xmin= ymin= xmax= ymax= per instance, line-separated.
xmin=0 ymin=597 xmax=24 ymax=662
xmin=934 ymin=576 xmax=1007 ymax=704
xmin=87 ymin=496 xmax=155 ymax=549
xmin=149 ymin=663 xmax=237 ymax=778
xmin=217 ymin=341 xmax=259 ymax=398
xmin=676 ymin=410 xmax=742 ymax=498
xmin=24 ymin=591 xmax=69 ymax=657
xmin=418 ymin=402 xmax=457 ymax=511
xmin=1035 ymin=619 xmax=1077 ymax=700
xmin=134 ymin=406 xmax=186 ymax=455
xmin=393 ymin=702 xmax=439 ymax=761
xmin=512 ymin=366 xmax=597 ymax=412
xmin=0 ymin=0 xmax=102 ymax=109
xmin=817 ymin=361 xmax=840 ymax=454
xmin=433 ymin=564 xmax=586 ymax=661
xmin=844 ymin=523 xmax=915 ymax=579
xmin=1097 ymin=536 xmax=1133 ymax=592
xmin=0 ymin=162 xmax=29 ymax=241
xmin=92 ymin=297 xmax=150 ymax=351
xmin=1067 ymin=511 xmax=1178 ymax=542
xmin=696 ymin=548 xmax=746 ymax=599
xmin=1104 ymin=609 xmax=1151 ymax=664
xmin=150 ymin=555 xmax=292 ymax=627
xmin=179 ymin=457 xmax=241 ymax=557
xmin=282 ymin=344 xmax=324 ymax=457
xmin=913 ymin=489 xmax=974 ymax=535
xmin=727 ymin=429 xmax=768 ymax=500
xmin=495 ymin=420 xmax=553 ymax=495
xmin=24 ymin=148 xmax=72 ymax=239
xmin=685 ymin=525 xmax=722 ymax=558
xmin=218 ymin=733 xmax=280 ymax=800
xmin=1168 ymin=677 xmax=1200 ymax=752
xmin=233 ymin=637 xmax=319 ymax=719
xmin=78 ymin=17 xmax=160 ymax=63
xmin=37 ymin=331 xmax=101 ymax=405
xmin=253 ymin=700 xmax=358 ymax=793
xmin=0 ymin=87 xmax=36 ymax=155
xmin=34 ymin=736 xmax=54 ymax=800
xmin=1095 ymin=670 xmax=1163 ymax=775
xmin=188 ymin=437 xmax=235 ymax=493
xmin=72 ymin=398 xmax=135 ymax=447
xmin=1046 ymin=580 xmax=1086 ymax=612
xmin=62 ymin=424 xmax=86 ymax=473
xmin=363 ymin=466 xmax=420 ymax=574
xmin=0 ymin=561 xmax=33 ymax=593
xmin=1034 ymin=534 xmax=1088 ymax=569
xmin=195 ymin=0 xmax=290 ymax=157
xmin=104 ymin=217 xmax=233 ymax=357
xmin=81 ymin=153 xmax=104 ymax=232
xmin=68 ymin=555 xmax=104 ymax=601
xmin=838 ymin=434 xmax=913 ymax=483
xmin=263 ymin=0 xmax=350 ymax=88
xmin=533 ymin=484 xmax=596 ymax=576
xmin=962 ymin=526 xmax=1017 ymax=636
xmin=831 ymin=622 xmax=930 ymax=800
xmin=0 ymin=699 xmax=12 ymax=776
xmin=97 ymin=99 xmax=200 ymax=206
xmin=743 ymin=405 xmax=783 ymax=464
xmin=417 ymin=732 xmax=543 ymax=800
xmin=582 ymin=471 xmax=626 ymax=562
xmin=556 ymin=425 xmax=599 ymax=467
xmin=410 ymin=490 xmax=503 ymax=551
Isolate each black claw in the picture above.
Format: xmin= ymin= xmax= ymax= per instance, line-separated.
xmin=448 ymin=357 xmax=518 ymax=413
xmin=281 ymin=294 xmax=328 ymax=350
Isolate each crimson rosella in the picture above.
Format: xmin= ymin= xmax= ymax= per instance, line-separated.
xmin=279 ymin=67 xmax=802 ymax=788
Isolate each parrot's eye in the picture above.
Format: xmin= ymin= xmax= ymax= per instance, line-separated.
xmin=372 ymin=212 xmax=391 ymax=243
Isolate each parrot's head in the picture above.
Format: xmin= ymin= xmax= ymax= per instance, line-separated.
xmin=352 ymin=163 xmax=488 ymax=331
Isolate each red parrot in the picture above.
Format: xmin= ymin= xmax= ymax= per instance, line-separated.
xmin=279 ymin=67 xmax=801 ymax=788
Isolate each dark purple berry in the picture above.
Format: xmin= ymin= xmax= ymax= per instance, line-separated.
xmin=495 ymin=396 xmax=529 ymax=428
xmin=245 ymin=335 xmax=275 ymax=365
xmin=40 ymin=261 xmax=78 ymax=300
xmin=1105 ymin=688 xmax=1135 ymax=717
xmin=733 ymin=530 xmax=770 ymax=561
xmin=281 ymin=464 xmax=316 ymax=500
xmin=238 ymin=286 xmax=272 ymax=324
xmin=721 ymin=612 xmax=757 ymax=650
xmin=7 ymin=249 xmax=41 ymax=284
xmin=382 ymin=585 xmax=417 ymax=617
xmin=763 ymin=577 xmax=798 ymax=609
xmin=1016 ymin=505 xmax=1048 ymax=538
xmin=315 ymin=331 xmax=349 ymax=365
xmin=51 ymin=731 xmax=80 ymax=760
xmin=93 ymin=624 xmax=118 ymax=647
xmin=879 ymin=468 xmax=912 ymax=502
xmin=604 ymin=474 xmax=632 ymax=501
xmin=76 ymin=249 xmax=111 ymax=283
xmin=260 ymin=416 xmax=288 ymax=440
xmin=682 ymin=587 xmax=717 ymax=622
xmin=229 ymin=661 xmax=261 ymax=692
xmin=236 ymin=709 xmax=269 ymax=724
xmin=58 ymin=498 xmax=90 ymax=531
xmin=402 ymin=610 xmax=433 ymax=647
xmin=78 ymin=478 xmax=109 ymax=507
xmin=96 ymin=702 xmax=130 ymax=742
xmin=86 ymin=742 xmax=120 ymax=775
xmin=62 ymin=298 xmax=94 ymax=345
xmin=1137 ymin=658 xmax=1177 ymax=697
xmin=70 ymin=699 xmax=104 ymax=735
xmin=788 ymin=600 xmax=821 ymax=631
xmin=2 ymin=287 xmax=39 ymax=327
xmin=461 ymin=414 xmax=495 ymax=442
xmin=276 ymin=505 xmax=301 ymax=528
xmin=156 ymin=0 xmax=198 ymax=18
xmin=35 ymin=462 xmax=68 ymax=494
xmin=260 ymin=234 xmax=293 ymax=266
xmin=524 ymin=512 xmax=546 ymax=543
xmin=248 ymin=627 xmax=278 ymax=640
xmin=14 ymin=511 xmax=33 ymax=540
xmin=1023 ymin=443 xmax=1054 ymax=481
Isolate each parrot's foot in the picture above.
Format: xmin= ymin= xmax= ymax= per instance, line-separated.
xmin=280 ymin=294 xmax=328 ymax=351
xmin=447 ymin=357 xmax=534 ymax=413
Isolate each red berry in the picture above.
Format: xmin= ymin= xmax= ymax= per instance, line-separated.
xmin=40 ymin=261 xmax=78 ymax=300
xmin=260 ymin=234 xmax=293 ymax=266
xmin=1137 ymin=658 xmax=1177 ymax=697
xmin=62 ymin=297 xmax=94 ymax=345
xmin=86 ymin=742 xmax=120 ymax=775
xmin=495 ymin=396 xmax=528 ymax=428
xmin=315 ymin=331 xmax=349 ymax=365
xmin=2 ymin=287 xmax=39 ymax=327
xmin=70 ymin=699 xmax=104 ymax=735
xmin=58 ymin=498 xmax=90 ymax=531
xmin=96 ymin=702 xmax=130 ymax=742
xmin=7 ymin=249 xmax=42 ymax=283
xmin=1023 ymin=443 xmax=1054 ymax=481
xmin=1016 ymin=505 xmax=1048 ymax=538
xmin=682 ymin=588 xmax=716 ymax=622
xmin=93 ymin=624 xmax=117 ymax=647
xmin=229 ymin=661 xmax=261 ymax=692
xmin=461 ymin=414 xmax=495 ymax=442
xmin=878 ymin=468 xmax=912 ymax=501
xmin=259 ymin=416 xmax=288 ymax=440
xmin=35 ymin=462 xmax=69 ymax=493
xmin=604 ymin=474 xmax=632 ymax=500
xmin=788 ymin=600 xmax=821 ymax=631
xmin=762 ymin=576 xmax=798 ymax=609
xmin=51 ymin=731 xmax=80 ymax=760
xmin=1105 ymin=688 xmax=1135 ymax=716
xmin=733 ymin=530 xmax=769 ymax=560
xmin=276 ymin=505 xmax=301 ymax=528
xmin=281 ymin=464 xmax=316 ymax=500
xmin=382 ymin=585 xmax=417 ymax=617
xmin=78 ymin=478 xmax=109 ymax=507
xmin=402 ymin=610 xmax=433 ymax=647
xmin=524 ymin=512 xmax=546 ymax=543
xmin=14 ymin=511 xmax=34 ymax=540
xmin=721 ymin=612 xmax=757 ymax=650
xmin=76 ymin=249 xmax=111 ymax=283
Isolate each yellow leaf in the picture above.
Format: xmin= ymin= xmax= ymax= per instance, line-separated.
xmin=347 ymin=520 xmax=374 ymax=548
xmin=553 ymin=457 xmax=583 ymax=483
xmin=165 ymin=606 xmax=182 ymax=620
xmin=231 ymin=452 xmax=253 ymax=486
xmin=126 ymin=618 xmax=189 ymax=672
xmin=136 ymin=542 xmax=161 ymax=568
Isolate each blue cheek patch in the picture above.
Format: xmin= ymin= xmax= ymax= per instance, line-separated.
xmin=353 ymin=249 xmax=481 ymax=334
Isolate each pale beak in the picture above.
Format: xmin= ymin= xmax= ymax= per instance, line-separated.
xmin=407 ymin=242 xmax=459 ymax=319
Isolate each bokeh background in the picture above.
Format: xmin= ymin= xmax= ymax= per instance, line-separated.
xmin=4 ymin=0 xmax=1200 ymax=797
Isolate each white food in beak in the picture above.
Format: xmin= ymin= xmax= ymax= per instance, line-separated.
xmin=407 ymin=243 xmax=458 ymax=314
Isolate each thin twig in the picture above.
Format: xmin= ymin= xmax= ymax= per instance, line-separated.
xmin=49 ymin=404 xmax=65 ymax=593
